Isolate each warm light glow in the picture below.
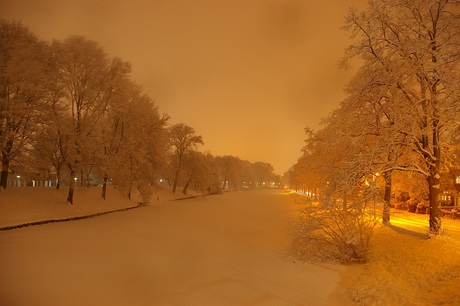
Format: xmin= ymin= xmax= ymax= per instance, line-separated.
xmin=0 ymin=0 xmax=365 ymax=175
xmin=390 ymin=217 xmax=427 ymax=228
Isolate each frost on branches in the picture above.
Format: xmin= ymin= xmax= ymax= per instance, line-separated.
xmin=289 ymin=190 xmax=379 ymax=264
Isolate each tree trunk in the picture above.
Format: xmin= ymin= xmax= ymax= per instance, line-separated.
xmin=172 ymin=169 xmax=180 ymax=194
xmin=102 ymin=175 xmax=108 ymax=200
xmin=428 ymin=97 xmax=442 ymax=235
xmin=67 ymin=170 xmax=75 ymax=205
xmin=55 ymin=166 xmax=61 ymax=189
xmin=0 ymin=159 xmax=9 ymax=189
xmin=183 ymin=175 xmax=192 ymax=195
xmin=1 ymin=143 xmax=12 ymax=189
xmin=428 ymin=174 xmax=441 ymax=235
xmin=80 ymin=170 xmax=84 ymax=187
xmin=222 ymin=176 xmax=227 ymax=190
xmin=382 ymin=172 xmax=392 ymax=224
xmin=127 ymin=180 xmax=133 ymax=201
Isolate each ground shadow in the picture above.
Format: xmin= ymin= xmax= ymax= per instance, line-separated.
xmin=385 ymin=223 xmax=427 ymax=238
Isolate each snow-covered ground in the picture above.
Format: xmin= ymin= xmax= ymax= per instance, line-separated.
xmin=0 ymin=187 xmax=357 ymax=305
xmin=1 ymin=187 xmax=460 ymax=305
xmin=0 ymin=186 xmax=191 ymax=229
xmin=350 ymin=209 xmax=460 ymax=305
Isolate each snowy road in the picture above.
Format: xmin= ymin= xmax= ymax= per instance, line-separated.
xmin=0 ymin=189 xmax=356 ymax=306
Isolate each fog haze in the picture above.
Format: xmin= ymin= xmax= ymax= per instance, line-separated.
xmin=1 ymin=0 xmax=366 ymax=174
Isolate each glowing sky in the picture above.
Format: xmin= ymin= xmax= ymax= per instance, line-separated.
xmin=1 ymin=0 xmax=366 ymax=174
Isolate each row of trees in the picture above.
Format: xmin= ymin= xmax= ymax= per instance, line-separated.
xmin=168 ymin=125 xmax=279 ymax=195
xmin=0 ymin=20 xmax=278 ymax=204
xmin=288 ymin=0 xmax=460 ymax=236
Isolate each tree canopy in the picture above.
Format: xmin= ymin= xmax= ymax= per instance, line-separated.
xmin=289 ymin=0 xmax=460 ymax=235
xmin=0 ymin=19 xmax=278 ymax=203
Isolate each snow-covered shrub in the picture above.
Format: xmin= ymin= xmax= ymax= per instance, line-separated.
xmin=289 ymin=194 xmax=378 ymax=263
xmin=391 ymin=198 xmax=406 ymax=210
xmin=407 ymin=198 xmax=418 ymax=213
xmin=137 ymin=182 xmax=153 ymax=205
xmin=391 ymin=191 xmax=410 ymax=210
xmin=416 ymin=199 xmax=429 ymax=214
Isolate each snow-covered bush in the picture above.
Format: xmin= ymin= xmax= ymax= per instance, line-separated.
xmin=136 ymin=182 xmax=153 ymax=205
xmin=289 ymin=194 xmax=378 ymax=263
xmin=407 ymin=198 xmax=418 ymax=213
xmin=416 ymin=200 xmax=429 ymax=214
xmin=391 ymin=191 xmax=410 ymax=210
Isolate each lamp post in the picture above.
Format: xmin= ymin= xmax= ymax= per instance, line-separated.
xmin=16 ymin=175 xmax=21 ymax=187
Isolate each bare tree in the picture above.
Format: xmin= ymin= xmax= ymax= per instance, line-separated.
xmin=216 ymin=155 xmax=242 ymax=190
xmin=342 ymin=0 xmax=460 ymax=235
xmin=180 ymin=151 xmax=220 ymax=195
xmin=29 ymin=124 xmax=65 ymax=189
xmin=169 ymin=123 xmax=203 ymax=193
xmin=0 ymin=20 xmax=47 ymax=189
xmin=289 ymin=120 xmax=380 ymax=263
xmin=95 ymin=78 xmax=169 ymax=202
xmin=332 ymin=64 xmax=410 ymax=223
xmin=252 ymin=162 xmax=275 ymax=187
xmin=49 ymin=36 xmax=130 ymax=204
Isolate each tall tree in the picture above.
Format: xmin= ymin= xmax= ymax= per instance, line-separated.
xmin=0 ymin=20 xmax=47 ymax=189
xmin=29 ymin=123 xmax=65 ymax=189
xmin=169 ymin=123 xmax=203 ymax=193
xmin=100 ymin=81 xmax=169 ymax=202
xmin=180 ymin=151 xmax=220 ymax=195
xmin=216 ymin=155 xmax=242 ymax=190
xmin=343 ymin=0 xmax=460 ymax=234
xmin=49 ymin=36 xmax=129 ymax=204
xmin=336 ymin=64 xmax=409 ymax=223
xmin=252 ymin=162 xmax=275 ymax=187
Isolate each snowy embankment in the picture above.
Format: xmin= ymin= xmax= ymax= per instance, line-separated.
xmin=0 ymin=186 xmax=192 ymax=230
xmin=349 ymin=209 xmax=460 ymax=305
xmin=289 ymin=192 xmax=460 ymax=305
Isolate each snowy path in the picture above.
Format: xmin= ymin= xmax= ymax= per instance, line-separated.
xmin=0 ymin=189 xmax=357 ymax=306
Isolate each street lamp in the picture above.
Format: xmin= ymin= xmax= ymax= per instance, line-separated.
xmin=16 ymin=175 xmax=21 ymax=187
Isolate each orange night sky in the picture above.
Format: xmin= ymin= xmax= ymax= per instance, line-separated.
xmin=1 ymin=0 xmax=366 ymax=174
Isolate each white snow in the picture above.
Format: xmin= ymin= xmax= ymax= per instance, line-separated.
xmin=1 ymin=187 xmax=460 ymax=305
xmin=350 ymin=210 xmax=460 ymax=305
